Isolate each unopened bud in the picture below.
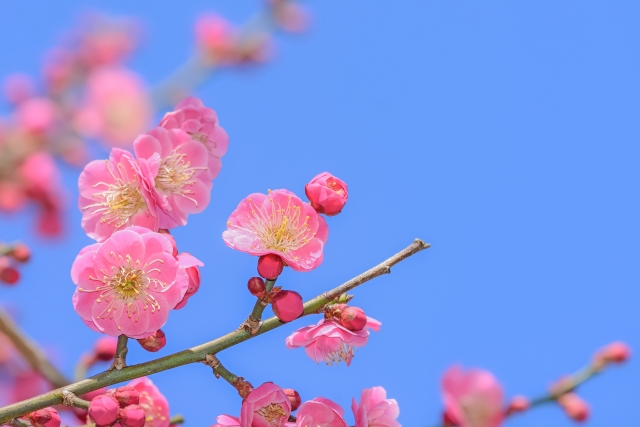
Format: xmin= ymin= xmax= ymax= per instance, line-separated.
xmin=94 ymin=337 xmax=118 ymax=362
xmin=283 ymin=389 xmax=301 ymax=411
xmin=507 ymin=395 xmax=530 ymax=414
xmin=29 ymin=408 xmax=60 ymax=427
xmin=0 ymin=266 xmax=19 ymax=284
xmin=119 ymin=404 xmax=146 ymax=427
xmin=557 ymin=393 xmax=589 ymax=422
xmin=89 ymin=395 xmax=120 ymax=426
xmin=593 ymin=341 xmax=631 ymax=368
xmin=113 ymin=386 xmax=140 ymax=408
xmin=137 ymin=329 xmax=166 ymax=352
xmin=271 ymin=290 xmax=304 ymax=322
xmin=11 ymin=244 xmax=30 ymax=263
xmin=247 ymin=277 xmax=267 ymax=298
xmin=257 ymin=254 xmax=284 ymax=280
xmin=305 ymin=172 xmax=348 ymax=216
xmin=340 ymin=306 xmax=367 ymax=331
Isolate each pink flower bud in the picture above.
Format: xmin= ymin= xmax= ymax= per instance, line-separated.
xmin=137 ymin=330 xmax=166 ymax=352
xmin=340 ymin=307 xmax=367 ymax=331
xmin=272 ymin=290 xmax=303 ymax=322
xmin=507 ymin=395 xmax=530 ymax=414
xmin=593 ymin=341 xmax=631 ymax=366
xmin=248 ymin=277 xmax=266 ymax=298
xmin=558 ymin=393 xmax=589 ymax=422
xmin=94 ymin=337 xmax=118 ymax=362
xmin=0 ymin=266 xmax=19 ymax=285
xmin=257 ymin=254 xmax=284 ymax=280
xmin=119 ymin=404 xmax=146 ymax=427
xmin=282 ymin=388 xmax=301 ymax=411
xmin=305 ymin=172 xmax=348 ymax=216
xmin=11 ymin=244 xmax=30 ymax=263
xmin=89 ymin=395 xmax=120 ymax=426
xmin=29 ymin=408 xmax=60 ymax=427
xmin=113 ymin=386 xmax=140 ymax=407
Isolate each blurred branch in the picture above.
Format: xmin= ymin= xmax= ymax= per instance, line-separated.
xmin=0 ymin=239 xmax=430 ymax=423
xmin=0 ymin=307 xmax=69 ymax=388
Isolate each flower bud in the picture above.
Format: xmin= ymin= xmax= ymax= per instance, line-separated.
xmin=507 ymin=395 xmax=530 ymax=414
xmin=340 ymin=306 xmax=367 ymax=331
xmin=29 ymin=408 xmax=60 ymax=427
xmin=0 ymin=265 xmax=19 ymax=284
xmin=593 ymin=341 xmax=631 ymax=367
xmin=257 ymin=254 xmax=284 ymax=280
xmin=113 ymin=386 xmax=140 ymax=407
xmin=247 ymin=277 xmax=266 ymax=298
xmin=94 ymin=337 xmax=118 ymax=361
xmin=137 ymin=330 xmax=166 ymax=352
xmin=283 ymin=388 xmax=301 ymax=411
xmin=272 ymin=290 xmax=304 ymax=322
xmin=119 ymin=404 xmax=146 ymax=427
xmin=89 ymin=395 xmax=120 ymax=426
xmin=305 ymin=172 xmax=348 ymax=216
xmin=557 ymin=393 xmax=589 ymax=422
xmin=11 ymin=244 xmax=30 ymax=263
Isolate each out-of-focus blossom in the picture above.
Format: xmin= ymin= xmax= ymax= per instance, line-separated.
xmin=285 ymin=317 xmax=381 ymax=366
xmin=223 ymin=189 xmax=329 ymax=272
xmin=71 ymin=226 xmax=187 ymax=338
xmin=4 ymin=74 xmax=35 ymax=104
xmin=10 ymin=370 xmax=50 ymax=403
xmin=195 ymin=14 xmax=237 ymax=63
xmin=76 ymin=14 xmax=139 ymax=68
xmin=75 ymin=67 xmax=151 ymax=147
xmin=159 ymin=97 xmax=229 ymax=180
xmin=128 ymin=377 xmax=170 ymax=427
xmin=270 ymin=0 xmax=310 ymax=33
xmin=78 ymin=148 xmax=158 ymax=242
xmin=557 ymin=393 xmax=589 ymax=422
xmin=134 ymin=127 xmax=212 ymax=228
xmin=296 ymin=398 xmax=346 ymax=427
xmin=173 ymin=253 xmax=203 ymax=309
xmin=352 ymin=387 xmax=400 ymax=427
xmin=15 ymin=98 xmax=58 ymax=135
xmin=241 ymin=383 xmax=291 ymax=427
xmin=441 ymin=366 xmax=504 ymax=427
xmin=305 ymin=172 xmax=348 ymax=216
xmin=211 ymin=415 xmax=240 ymax=427
xmin=593 ymin=341 xmax=631 ymax=367
xmin=42 ymin=47 xmax=76 ymax=94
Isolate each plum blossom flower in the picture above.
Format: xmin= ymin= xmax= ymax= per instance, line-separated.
xmin=159 ymin=97 xmax=229 ymax=180
xmin=79 ymin=148 xmax=158 ymax=242
xmin=128 ymin=377 xmax=170 ymax=427
xmin=305 ymin=172 xmax=348 ymax=216
xmin=223 ymin=189 xmax=328 ymax=272
xmin=241 ymin=383 xmax=291 ymax=427
xmin=352 ymin=387 xmax=400 ymax=427
xmin=173 ymin=253 xmax=204 ymax=309
xmin=296 ymin=398 xmax=347 ymax=427
xmin=285 ymin=317 xmax=381 ymax=366
xmin=211 ymin=415 xmax=240 ymax=427
xmin=194 ymin=15 xmax=238 ymax=64
xmin=441 ymin=366 xmax=504 ymax=427
xmin=134 ymin=127 xmax=212 ymax=228
xmin=71 ymin=226 xmax=188 ymax=339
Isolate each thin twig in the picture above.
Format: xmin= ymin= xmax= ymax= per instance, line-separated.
xmin=0 ymin=307 xmax=69 ymax=388
xmin=242 ymin=279 xmax=276 ymax=335
xmin=0 ymin=239 xmax=429 ymax=423
xmin=109 ymin=335 xmax=128 ymax=371
xmin=169 ymin=414 xmax=185 ymax=425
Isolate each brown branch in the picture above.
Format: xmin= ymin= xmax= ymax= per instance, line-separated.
xmin=109 ymin=335 xmax=128 ymax=371
xmin=0 ymin=307 xmax=69 ymax=388
xmin=0 ymin=239 xmax=429 ymax=423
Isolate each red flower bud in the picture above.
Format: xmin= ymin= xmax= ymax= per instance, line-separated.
xmin=283 ymin=388 xmax=301 ymax=411
xmin=29 ymin=408 xmax=60 ymax=427
xmin=340 ymin=306 xmax=367 ymax=331
xmin=257 ymin=254 xmax=284 ymax=280
xmin=507 ymin=395 xmax=530 ymax=414
xmin=11 ymin=244 xmax=30 ymax=263
xmin=89 ymin=395 xmax=120 ymax=426
xmin=271 ymin=290 xmax=303 ymax=322
xmin=247 ymin=277 xmax=267 ymax=298
xmin=305 ymin=172 xmax=348 ymax=216
xmin=113 ymin=385 xmax=140 ymax=407
xmin=137 ymin=330 xmax=166 ymax=352
xmin=94 ymin=337 xmax=118 ymax=362
xmin=593 ymin=341 xmax=631 ymax=367
xmin=557 ymin=393 xmax=589 ymax=422
xmin=0 ymin=266 xmax=19 ymax=284
xmin=119 ymin=404 xmax=146 ymax=427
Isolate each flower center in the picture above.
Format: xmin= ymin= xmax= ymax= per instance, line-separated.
xmin=325 ymin=342 xmax=356 ymax=366
xmin=154 ymin=149 xmax=205 ymax=206
xmin=256 ymin=404 xmax=287 ymax=426
xmin=327 ymin=179 xmax=344 ymax=195
xmin=83 ymin=160 xmax=147 ymax=229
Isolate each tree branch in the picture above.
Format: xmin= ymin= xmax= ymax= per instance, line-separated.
xmin=0 ymin=307 xmax=69 ymax=388
xmin=0 ymin=239 xmax=429 ymax=423
xmin=109 ymin=335 xmax=128 ymax=371
xmin=243 ymin=279 xmax=276 ymax=335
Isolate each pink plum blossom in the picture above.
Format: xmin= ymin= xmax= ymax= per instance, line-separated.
xmin=241 ymin=383 xmax=291 ymax=427
xmin=134 ymin=127 xmax=213 ymax=228
xmin=71 ymin=226 xmax=188 ymax=339
xmin=4 ymin=73 xmax=34 ymax=104
xmin=223 ymin=189 xmax=329 ymax=272
xmin=441 ymin=366 xmax=505 ymax=427
xmin=15 ymin=98 xmax=58 ymax=134
xmin=211 ymin=415 xmax=240 ymax=427
xmin=128 ymin=377 xmax=170 ymax=427
xmin=296 ymin=398 xmax=347 ymax=427
xmin=195 ymin=14 xmax=237 ymax=63
xmin=305 ymin=172 xmax=348 ymax=216
xmin=159 ymin=97 xmax=229 ymax=180
xmin=79 ymin=148 xmax=158 ymax=242
xmin=76 ymin=67 xmax=151 ymax=147
xmin=352 ymin=387 xmax=400 ymax=427
xmin=173 ymin=253 xmax=204 ymax=309
xmin=285 ymin=317 xmax=381 ymax=366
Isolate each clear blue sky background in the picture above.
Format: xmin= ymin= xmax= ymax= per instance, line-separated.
xmin=0 ymin=1 xmax=638 ymax=426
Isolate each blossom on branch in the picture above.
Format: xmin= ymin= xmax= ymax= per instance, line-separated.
xmin=285 ymin=317 xmax=381 ymax=366
xmin=128 ymin=377 xmax=170 ymax=427
xmin=211 ymin=415 xmax=241 ymax=427
xmin=71 ymin=226 xmax=188 ymax=338
xmin=352 ymin=387 xmax=400 ymax=427
xmin=295 ymin=398 xmax=347 ymax=427
xmin=223 ymin=189 xmax=328 ymax=272
xmin=305 ymin=172 xmax=348 ymax=216
xmin=241 ymin=382 xmax=291 ymax=427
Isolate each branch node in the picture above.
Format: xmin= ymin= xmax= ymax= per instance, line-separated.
xmin=109 ymin=335 xmax=129 ymax=371
xmin=61 ymin=390 xmax=75 ymax=407
xmin=241 ymin=316 xmax=261 ymax=335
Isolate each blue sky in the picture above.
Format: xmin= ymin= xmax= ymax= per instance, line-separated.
xmin=0 ymin=1 xmax=638 ymax=426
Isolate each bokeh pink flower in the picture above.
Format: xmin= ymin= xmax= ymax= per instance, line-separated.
xmin=352 ymin=387 xmax=400 ymax=427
